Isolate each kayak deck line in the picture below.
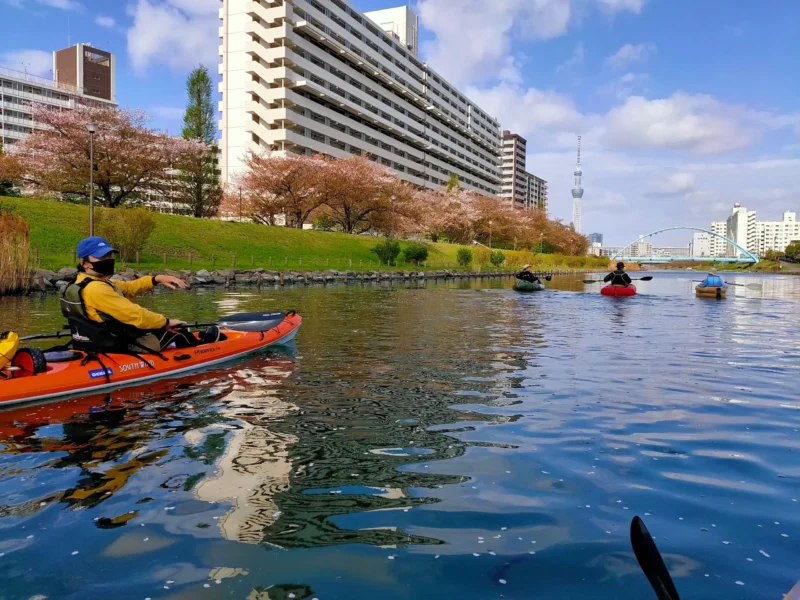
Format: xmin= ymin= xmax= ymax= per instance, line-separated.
xmin=0 ymin=313 xmax=301 ymax=408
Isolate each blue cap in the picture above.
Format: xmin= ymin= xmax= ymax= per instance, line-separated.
xmin=76 ymin=237 xmax=117 ymax=259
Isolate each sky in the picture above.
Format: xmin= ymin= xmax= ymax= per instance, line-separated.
xmin=1 ymin=0 xmax=798 ymax=246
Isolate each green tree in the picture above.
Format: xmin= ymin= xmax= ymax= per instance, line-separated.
xmin=456 ymin=247 xmax=473 ymax=267
xmin=371 ymin=239 xmax=401 ymax=266
xmin=181 ymin=65 xmax=221 ymax=218
xmin=785 ymin=242 xmax=800 ymax=261
xmin=446 ymin=173 xmax=460 ymax=192
xmin=403 ymin=242 xmax=429 ymax=265
xmin=490 ymin=250 xmax=506 ymax=267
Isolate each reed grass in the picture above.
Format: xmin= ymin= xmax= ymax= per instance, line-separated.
xmin=0 ymin=209 xmax=31 ymax=295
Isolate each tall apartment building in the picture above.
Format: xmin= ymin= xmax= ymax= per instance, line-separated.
xmin=1 ymin=44 xmax=116 ymax=148
xmin=710 ymin=221 xmax=727 ymax=257
xmin=755 ymin=211 xmax=800 ymax=255
xmin=219 ymin=1 xmax=501 ymax=196
xmin=725 ymin=203 xmax=758 ymax=258
xmin=499 ymin=130 xmax=548 ymax=211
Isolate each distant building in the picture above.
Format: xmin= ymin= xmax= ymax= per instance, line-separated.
xmin=652 ymin=246 xmax=691 ymax=258
xmin=691 ymin=232 xmax=712 ymax=257
xmin=571 ymin=136 xmax=584 ymax=233
xmin=1 ymin=44 xmax=117 ymax=147
xmin=710 ymin=221 xmax=728 ymax=257
xmin=627 ymin=237 xmax=652 ymax=257
xmin=218 ymin=1 xmax=501 ymax=196
xmin=588 ymin=233 xmax=603 ymax=244
xmin=755 ymin=211 xmax=800 ymax=255
xmin=725 ymin=203 xmax=758 ymax=258
xmin=500 ymin=130 xmax=548 ymax=212
xmin=54 ymin=43 xmax=116 ymax=102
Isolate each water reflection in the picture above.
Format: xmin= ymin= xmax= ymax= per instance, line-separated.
xmin=0 ymin=274 xmax=798 ymax=600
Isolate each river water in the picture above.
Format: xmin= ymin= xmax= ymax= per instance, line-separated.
xmin=0 ymin=272 xmax=798 ymax=600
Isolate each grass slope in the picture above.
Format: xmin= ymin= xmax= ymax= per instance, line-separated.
xmin=2 ymin=196 xmax=606 ymax=272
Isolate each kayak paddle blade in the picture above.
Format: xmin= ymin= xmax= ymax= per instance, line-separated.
xmin=218 ymin=311 xmax=287 ymax=332
xmin=630 ymin=516 xmax=681 ymax=600
xmin=638 ymin=276 xmax=654 ymax=281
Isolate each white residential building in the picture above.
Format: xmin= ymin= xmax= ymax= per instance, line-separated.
xmin=1 ymin=45 xmax=116 ymax=148
xmin=710 ymin=221 xmax=727 ymax=257
xmin=500 ymin=131 xmax=526 ymax=205
xmin=725 ymin=203 xmax=758 ymax=258
xmin=755 ymin=211 xmax=800 ymax=255
xmin=691 ymin=232 xmax=712 ymax=257
xmin=218 ymin=0 xmax=501 ymax=196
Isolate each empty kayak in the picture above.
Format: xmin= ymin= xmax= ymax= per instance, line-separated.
xmin=601 ymin=285 xmax=637 ymax=297
xmin=513 ymin=280 xmax=545 ymax=292
xmin=0 ymin=312 xmax=301 ymax=408
xmin=696 ymin=285 xmax=727 ymax=298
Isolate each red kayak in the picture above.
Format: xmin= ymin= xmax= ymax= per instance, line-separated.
xmin=0 ymin=312 xmax=301 ymax=408
xmin=601 ymin=284 xmax=637 ymax=297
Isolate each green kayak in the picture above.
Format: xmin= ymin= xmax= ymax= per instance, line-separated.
xmin=513 ymin=280 xmax=546 ymax=292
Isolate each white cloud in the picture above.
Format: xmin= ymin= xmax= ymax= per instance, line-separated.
xmin=648 ymin=172 xmax=696 ymax=196
xmin=151 ymin=106 xmax=185 ymax=120
xmin=95 ymin=15 xmax=116 ymax=28
xmin=605 ymin=43 xmax=656 ymax=69
xmin=418 ymin=0 xmax=643 ymax=87
xmin=466 ymin=82 xmax=584 ymax=135
xmin=556 ymin=42 xmax=584 ymax=73
xmin=127 ymin=0 xmax=219 ymax=75
xmin=0 ymin=49 xmax=52 ymax=77
xmin=604 ymin=93 xmax=758 ymax=154
xmin=598 ymin=72 xmax=649 ymax=99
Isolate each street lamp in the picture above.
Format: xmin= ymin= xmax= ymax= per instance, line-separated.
xmin=390 ymin=194 xmax=396 ymax=238
xmin=86 ymin=122 xmax=98 ymax=236
xmin=488 ymin=220 xmax=493 ymax=249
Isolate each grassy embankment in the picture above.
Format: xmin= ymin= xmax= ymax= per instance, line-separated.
xmin=661 ymin=260 xmax=781 ymax=273
xmin=1 ymin=196 xmax=607 ymax=272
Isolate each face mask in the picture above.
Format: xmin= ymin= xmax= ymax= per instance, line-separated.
xmin=89 ymin=258 xmax=115 ymax=277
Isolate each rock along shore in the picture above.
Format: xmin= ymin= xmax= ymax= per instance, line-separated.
xmin=31 ymin=267 xmax=577 ymax=293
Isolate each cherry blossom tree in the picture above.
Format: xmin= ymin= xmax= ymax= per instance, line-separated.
xmin=0 ymin=144 xmax=24 ymax=196
xmin=14 ymin=104 xmax=205 ymax=207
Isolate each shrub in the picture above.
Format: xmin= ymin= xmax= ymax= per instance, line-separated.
xmin=490 ymin=250 xmax=506 ymax=267
xmin=313 ymin=214 xmax=335 ymax=231
xmin=403 ymin=241 xmax=429 ymax=265
xmin=96 ymin=207 xmax=157 ymax=262
xmin=505 ymin=250 xmax=534 ymax=268
xmin=371 ymin=238 xmax=401 ymax=266
xmin=474 ymin=246 xmax=490 ymax=268
xmin=456 ymin=247 xmax=473 ymax=267
xmin=0 ymin=209 xmax=31 ymax=295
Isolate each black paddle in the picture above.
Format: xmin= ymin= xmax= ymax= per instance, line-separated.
xmin=583 ymin=276 xmax=653 ymax=284
xmin=692 ymin=280 xmax=762 ymax=290
xmin=631 ymin=516 xmax=681 ymax=600
xmin=18 ymin=311 xmax=294 ymax=341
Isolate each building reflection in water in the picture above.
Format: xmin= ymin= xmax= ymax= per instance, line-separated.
xmin=192 ymin=359 xmax=297 ymax=544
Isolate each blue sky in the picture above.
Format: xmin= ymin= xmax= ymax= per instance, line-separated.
xmin=1 ymin=0 xmax=798 ymax=245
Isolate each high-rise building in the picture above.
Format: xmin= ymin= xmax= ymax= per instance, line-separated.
xmin=500 ymin=130 xmax=548 ymax=212
xmin=725 ymin=203 xmax=758 ymax=258
xmin=360 ymin=6 xmax=418 ymax=55
xmin=54 ymin=43 xmax=116 ymax=102
xmin=571 ymin=135 xmax=584 ymax=233
xmin=755 ymin=211 xmax=800 ymax=255
xmin=218 ymin=1 xmax=501 ymax=196
xmin=500 ymin=131 xmax=526 ymax=205
xmin=1 ymin=45 xmax=117 ymax=148
xmin=710 ymin=221 xmax=727 ymax=257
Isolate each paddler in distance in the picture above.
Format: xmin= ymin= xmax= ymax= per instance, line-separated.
xmin=604 ymin=261 xmax=633 ymax=287
xmin=60 ymin=236 xmax=222 ymax=354
xmin=516 ymin=264 xmax=542 ymax=285
xmin=697 ymin=268 xmax=728 ymax=290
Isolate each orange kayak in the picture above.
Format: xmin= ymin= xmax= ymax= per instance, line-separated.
xmin=0 ymin=313 xmax=301 ymax=408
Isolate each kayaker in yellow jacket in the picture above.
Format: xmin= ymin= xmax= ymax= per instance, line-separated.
xmin=61 ymin=237 xmax=217 ymax=353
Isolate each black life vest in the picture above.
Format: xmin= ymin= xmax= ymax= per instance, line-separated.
xmin=60 ymin=278 xmax=141 ymax=352
xmin=609 ymin=270 xmax=629 ymax=286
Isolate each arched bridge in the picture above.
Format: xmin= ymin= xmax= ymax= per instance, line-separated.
xmin=611 ymin=226 xmax=759 ymax=264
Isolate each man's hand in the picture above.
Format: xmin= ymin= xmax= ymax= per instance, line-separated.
xmin=155 ymin=275 xmax=188 ymax=290
xmin=166 ymin=318 xmax=187 ymax=332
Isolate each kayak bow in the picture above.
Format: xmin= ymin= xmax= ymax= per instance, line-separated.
xmin=0 ymin=312 xmax=301 ymax=407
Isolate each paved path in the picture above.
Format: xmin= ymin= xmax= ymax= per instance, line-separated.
xmin=779 ymin=261 xmax=800 ymax=272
